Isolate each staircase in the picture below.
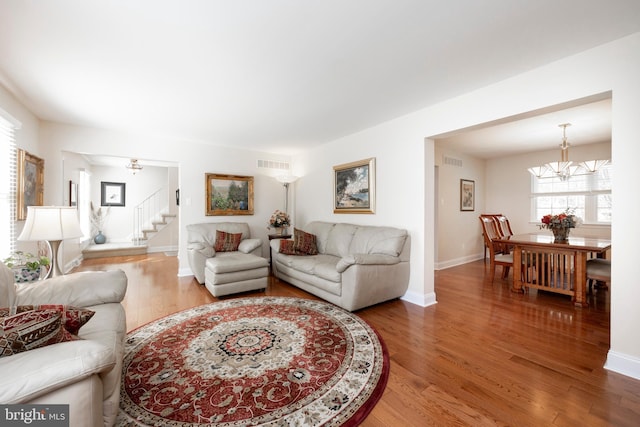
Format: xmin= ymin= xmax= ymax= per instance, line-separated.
xmin=133 ymin=188 xmax=176 ymax=245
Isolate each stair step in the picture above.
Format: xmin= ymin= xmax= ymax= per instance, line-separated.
xmin=83 ymin=243 xmax=147 ymax=259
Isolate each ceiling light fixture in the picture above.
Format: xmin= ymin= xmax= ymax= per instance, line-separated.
xmin=527 ymin=123 xmax=609 ymax=180
xmin=126 ymin=159 xmax=143 ymax=175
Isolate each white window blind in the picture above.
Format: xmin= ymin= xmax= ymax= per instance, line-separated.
xmin=530 ymin=164 xmax=612 ymax=224
xmin=0 ymin=113 xmax=19 ymax=259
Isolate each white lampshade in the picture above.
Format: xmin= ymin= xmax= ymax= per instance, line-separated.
xmin=18 ymin=206 xmax=83 ymax=241
xmin=275 ymin=174 xmax=299 ymax=184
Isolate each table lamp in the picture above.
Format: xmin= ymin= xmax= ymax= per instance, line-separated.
xmin=18 ymin=206 xmax=83 ymax=278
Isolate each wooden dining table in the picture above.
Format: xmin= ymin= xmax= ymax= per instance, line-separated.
xmin=501 ymin=233 xmax=611 ymax=307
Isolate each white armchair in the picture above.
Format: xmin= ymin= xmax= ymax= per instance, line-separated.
xmin=0 ymin=261 xmax=127 ymax=427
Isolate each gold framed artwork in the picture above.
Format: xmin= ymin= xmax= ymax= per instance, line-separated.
xmin=460 ymin=179 xmax=475 ymax=211
xmin=333 ymin=157 xmax=375 ymax=214
xmin=205 ymin=173 xmax=254 ymax=216
xmin=16 ymin=149 xmax=44 ymax=220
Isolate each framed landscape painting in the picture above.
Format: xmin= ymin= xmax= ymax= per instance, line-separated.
xmin=333 ymin=158 xmax=375 ymax=214
xmin=460 ymin=179 xmax=475 ymax=211
xmin=16 ymin=149 xmax=44 ymax=220
xmin=206 ymin=173 xmax=254 ymax=216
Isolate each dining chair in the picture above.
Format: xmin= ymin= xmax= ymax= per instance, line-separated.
xmin=480 ymin=213 xmax=504 ymax=261
xmin=586 ymin=258 xmax=611 ymax=293
xmin=479 ymin=216 xmax=514 ymax=282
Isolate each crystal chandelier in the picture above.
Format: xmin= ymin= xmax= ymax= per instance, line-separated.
xmin=126 ymin=159 xmax=143 ymax=175
xmin=528 ymin=123 xmax=609 ymax=180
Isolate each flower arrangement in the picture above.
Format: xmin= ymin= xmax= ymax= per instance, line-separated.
xmin=539 ymin=209 xmax=581 ymax=230
xmin=3 ymin=251 xmax=51 ymax=282
xmin=268 ymin=210 xmax=291 ymax=228
xmin=90 ymin=201 xmax=109 ymax=233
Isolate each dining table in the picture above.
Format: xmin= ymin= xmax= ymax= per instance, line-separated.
xmin=501 ymin=233 xmax=611 ymax=307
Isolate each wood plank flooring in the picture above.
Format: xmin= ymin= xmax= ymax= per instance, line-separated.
xmin=73 ymin=254 xmax=640 ymax=426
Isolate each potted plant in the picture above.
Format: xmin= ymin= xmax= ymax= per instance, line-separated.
xmin=2 ymin=251 xmax=51 ymax=282
xmin=268 ymin=210 xmax=291 ymax=235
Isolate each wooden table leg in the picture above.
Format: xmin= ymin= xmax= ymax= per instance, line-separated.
xmin=573 ymin=251 xmax=589 ymax=307
xmin=511 ymin=245 xmax=525 ymax=293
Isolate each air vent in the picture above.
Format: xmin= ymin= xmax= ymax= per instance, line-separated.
xmin=443 ymin=156 xmax=463 ymax=167
xmin=257 ymin=159 xmax=290 ymax=171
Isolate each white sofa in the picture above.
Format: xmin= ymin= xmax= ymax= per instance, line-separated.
xmin=270 ymin=221 xmax=410 ymax=311
xmin=0 ymin=261 xmax=127 ymax=427
xmin=186 ymin=222 xmax=269 ymax=296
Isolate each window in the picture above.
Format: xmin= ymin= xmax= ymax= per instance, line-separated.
xmin=531 ymin=164 xmax=612 ymax=225
xmin=0 ymin=112 xmax=20 ymax=259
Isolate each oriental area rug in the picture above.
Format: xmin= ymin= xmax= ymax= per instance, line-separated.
xmin=116 ymin=297 xmax=389 ymax=426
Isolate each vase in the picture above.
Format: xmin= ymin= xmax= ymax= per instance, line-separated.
xmin=13 ymin=267 xmax=42 ymax=283
xmin=275 ymin=227 xmax=283 ymax=236
xmin=551 ymin=227 xmax=569 ymax=242
xmin=94 ymin=231 xmax=106 ymax=244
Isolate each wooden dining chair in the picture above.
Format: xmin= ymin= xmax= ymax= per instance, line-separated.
xmin=586 ymin=258 xmax=611 ymax=293
xmin=480 ymin=213 xmax=504 ymax=261
xmin=479 ymin=216 xmax=514 ymax=282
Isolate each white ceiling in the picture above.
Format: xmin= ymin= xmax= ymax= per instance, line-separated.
xmin=1 ymin=1 xmax=638 ymax=156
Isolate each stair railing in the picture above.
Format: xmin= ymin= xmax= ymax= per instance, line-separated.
xmin=133 ymin=188 xmax=165 ymax=245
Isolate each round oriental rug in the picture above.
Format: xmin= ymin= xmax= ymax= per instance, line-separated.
xmin=117 ymin=297 xmax=389 ymax=426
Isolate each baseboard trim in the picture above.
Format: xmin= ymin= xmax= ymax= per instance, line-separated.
xmin=605 ymin=350 xmax=640 ymax=380
xmin=401 ymin=290 xmax=437 ymax=308
xmin=436 ymin=253 xmax=484 ymax=270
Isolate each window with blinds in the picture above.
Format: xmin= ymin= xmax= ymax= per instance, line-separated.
xmin=530 ymin=163 xmax=612 ymax=224
xmin=0 ymin=113 xmax=18 ymax=259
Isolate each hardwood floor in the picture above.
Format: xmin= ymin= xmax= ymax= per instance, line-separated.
xmin=74 ymin=254 xmax=640 ymax=426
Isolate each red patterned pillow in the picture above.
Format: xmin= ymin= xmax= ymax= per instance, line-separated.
xmin=0 ymin=309 xmax=76 ymax=358
xmin=214 ymin=230 xmax=243 ymax=252
xmin=294 ymin=228 xmax=318 ymax=255
xmin=279 ymin=239 xmax=298 ymax=255
xmin=0 ymin=305 xmax=95 ymax=335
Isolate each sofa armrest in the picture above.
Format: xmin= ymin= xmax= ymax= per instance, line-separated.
xmin=15 ymin=270 xmax=127 ymax=307
xmin=0 ymin=339 xmax=116 ymax=403
xmin=336 ymin=254 xmax=400 ymax=273
xmin=238 ymin=238 xmax=261 ymax=254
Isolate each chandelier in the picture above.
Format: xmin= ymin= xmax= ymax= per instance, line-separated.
xmin=528 ymin=123 xmax=609 ymax=180
xmin=126 ymin=159 xmax=143 ymax=175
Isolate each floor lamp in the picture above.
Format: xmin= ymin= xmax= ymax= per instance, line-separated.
xmin=18 ymin=206 xmax=83 ymax=278
xmin=275 ymin=175 xmax=299 ymax=214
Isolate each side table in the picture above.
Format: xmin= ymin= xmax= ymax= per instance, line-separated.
xmin=268 ymin=233 xmax=292 ymax=273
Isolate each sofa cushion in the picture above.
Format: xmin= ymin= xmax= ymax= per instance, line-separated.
xmin=304 ymin=222 xmax=336 ymax=254
xmin=349 ymin=226 xmax=408 ymax=256
xmin=206 ymin=253 xmax=269 ymax=274
xmin=0 ymin=305 xmax=95 ymax=335
xmin=214 ymin=230 xmax=243 ymax=252
xmin=324 ymin=223 xmax=358 ymax=257
xmin=187 ymin=222 xmax=250 ymax=247
xmin=0 ymin=308 xmax=76 ymax=358
xmin=0 ymin=262 xmax=17 ymax=308
xmin=293 ymin=228 xmax=318 ymax=255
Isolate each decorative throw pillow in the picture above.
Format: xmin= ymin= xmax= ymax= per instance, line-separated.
xmin=0 ymin=309 xmax=76 ymax=358
xmin=293 ymin=228 xmax=319 ymax=255
xmin=279 ymin=239 xmax=298 ymax=255
xmin=0 ymin=305 xmax=95 ymax=335
xmin=214 ymin=230 xmax=243 ymax=252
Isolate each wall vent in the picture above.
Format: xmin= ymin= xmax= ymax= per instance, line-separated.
xmin=257 ymin=159 xmax=290 ymax=171
xmin=443 ymin=156 xmax=463 ymax=167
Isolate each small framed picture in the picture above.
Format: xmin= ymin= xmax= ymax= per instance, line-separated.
xmin=460 ymin=179 xmax=475 ymax=211
xmin=101 ymin=182 xmax=126 ymax=207
xmin=333 ymin=158 xmax=376 ymax=214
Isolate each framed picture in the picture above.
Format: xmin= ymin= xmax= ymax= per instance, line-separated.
xmin=16 ymin=149 xmax=44 ymax=220
xmin=333 ymin=157 xmax=375 ymax=214
xmin=69 ymin=180 xmax=78 ymax=207
xmin=206 ymin=173 xmax=254 ymax=216
xmin=460 ymin=179 xmax=475 ymax=211
xmin=101 ymin=181 xmax=126 ymax=207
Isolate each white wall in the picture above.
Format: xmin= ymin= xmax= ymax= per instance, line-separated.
xmin=434 ymin=146 xmax=486 ymax=268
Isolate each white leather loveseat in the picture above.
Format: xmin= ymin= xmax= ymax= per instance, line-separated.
xmin=186 ymin=222 xmax=268 ymax=297
xmin=0 ymin=262 xmax=127 ymax=427
xmin=270 ymin=221 xmax=410 ymax=311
